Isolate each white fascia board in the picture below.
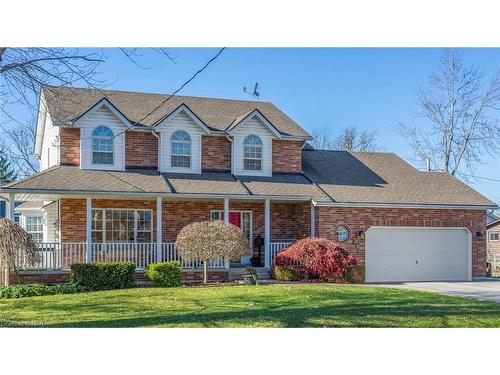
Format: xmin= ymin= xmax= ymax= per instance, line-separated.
xmin=154 ymin=104 xmax=211 ymax=134
xmin=313 ymin=200 xmax=496 ymax=210
xmin=34 ymin=91 xmax=48 ymax=158
xmin=227 ymin=109 xmax=282 ymax=139
xmin=72 ymin=98 xmax=132 ymax=128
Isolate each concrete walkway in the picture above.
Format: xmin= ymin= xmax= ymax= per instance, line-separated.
xmin=373 ymin=279 xmax=500 ymax=303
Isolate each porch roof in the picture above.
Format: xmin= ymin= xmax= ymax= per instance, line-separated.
xmin=0 ymin=166 xmax=325 ymax=202
xmin=1 ymin=166 xmax=171 ymax=194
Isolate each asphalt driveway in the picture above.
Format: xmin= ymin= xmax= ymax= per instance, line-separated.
xmin=374 ymin=279 xmax=500 ymax=303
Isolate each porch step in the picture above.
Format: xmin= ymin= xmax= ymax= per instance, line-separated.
xmin=228 ymin=267 xmax=270 ymax=281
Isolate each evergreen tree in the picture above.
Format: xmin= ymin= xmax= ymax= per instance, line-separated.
xmin=0 ymin=150 xmax=17 ymax=182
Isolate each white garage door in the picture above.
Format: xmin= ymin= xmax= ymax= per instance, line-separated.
xmin=365 ymin=227 xmax=471 ymax=283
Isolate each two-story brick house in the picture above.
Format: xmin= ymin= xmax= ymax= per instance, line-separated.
xmin=0 ymin=85 xmax=495 ymax=283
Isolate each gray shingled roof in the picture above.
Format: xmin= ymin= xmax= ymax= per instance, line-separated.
xmin=42 ymin=86 xmax=311 ymax=138
xmin=1 ymin=166 xmax=171 ymax=194
xmin=302 ymin=150 xmax=495 ymax=207
xmin=164 ymin=172 xmax=248 ymax=196
xmin=1 ymin=152 xmax=494 ymax=207
xmin=238 ymin=174 xmax=330 ymax=202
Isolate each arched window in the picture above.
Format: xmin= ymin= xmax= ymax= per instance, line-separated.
xmin=171 ymin=130 xmax=191 ymax=168
xmin=92 ymin=126 xmax=113 ymax=164
xmin=243 ymin=135 xmax=262 ymax=171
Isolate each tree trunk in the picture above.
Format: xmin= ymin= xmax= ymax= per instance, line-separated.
xmin=4 ymin=264 xmax=9 ymax=286
xmin=203 ymin=261 xmax=208 ymax=284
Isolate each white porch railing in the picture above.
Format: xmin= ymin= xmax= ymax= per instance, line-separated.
xmin=270 ymin=242 xmax=293 ymax=266
xmin=15 ymin=241 xmax=294 ymax=271
xmin=15 ymin=242 xmax=227 ymax=271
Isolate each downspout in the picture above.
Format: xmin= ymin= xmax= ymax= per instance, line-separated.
xmin=224 ymin=132 xmax=234 ymax=175
xmin=151 ymin=130 xmax=161 ymax=173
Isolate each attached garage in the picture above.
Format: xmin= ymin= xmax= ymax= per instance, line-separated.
xmin=365 ymin=227 xmax=471 ymax=283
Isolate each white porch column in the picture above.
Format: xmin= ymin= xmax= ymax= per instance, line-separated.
xmin=310 ymin=201 xmax=316 ymax=237
xmin=264 ymin=199 xmax=271 ymax=268
xmin=85 ymin=197 xmax=92 ymax=263
xmin=223 ymin=198 xmax=229 ymax=224
xmin=6 ymin=193 xmax=15 ymax=220
xmin=223 ymin=198 xmax=230 ymax=269
xmin=156 ymin=197 xmax=163 ymax=263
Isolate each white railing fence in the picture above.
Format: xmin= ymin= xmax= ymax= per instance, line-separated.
xmin=14 ymin=242 xmax=230 ymax=271
xmin=269 ymin=242 xmax=293 ymax=266
xmin=14 ymin=241 xmax=295 ymax=271
xmin=161 ymin=243 xmax=225 ymax=269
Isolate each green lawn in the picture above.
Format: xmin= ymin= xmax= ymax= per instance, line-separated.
xmin=1 ymin=284 xmax=499 ymax=327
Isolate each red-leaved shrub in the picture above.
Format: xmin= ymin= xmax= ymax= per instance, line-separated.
xmin=274 ymin=237 xmax=357 ymax=279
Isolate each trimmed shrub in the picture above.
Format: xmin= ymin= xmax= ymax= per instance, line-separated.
xmin=0 ymin=283 xmax=83 ymax=299
xmin=271 ymin=265 xmax=300 ymax=281
xmin=145 ymin=261 xmax=182 ymax=287
xmin=70 ymin=262 xmax=135 ymax=291
xmin=342 ymin=264 xmax=365 ymax=284
xmin=274 ymin=237 xmax=357 ymax=279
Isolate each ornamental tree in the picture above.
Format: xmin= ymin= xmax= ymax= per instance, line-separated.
xmin=0 ymin=218 xmax=39 ymax=286
xmin=176 ymin=221 xmax=250 ymax=283
xmin=274 ymin=237 xmax=357 ymax=280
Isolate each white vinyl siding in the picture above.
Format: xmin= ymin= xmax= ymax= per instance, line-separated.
xmin=39 ymin=111 xmax=60 ymax=171
xmin=42 ymin=202 xmax=58 ymax=242
xmin=19 ymin=202 xmax=59 ymax=242
xmin=158 ymin=111 xmax=202 ymax=174
xmin=79 ymin=106 xmax=126 ymax=171
xmin=233 ymin=116 xmax=273 ymax=177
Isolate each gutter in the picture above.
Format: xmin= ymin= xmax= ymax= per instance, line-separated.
xmin=314 ymin=201 xmax=497 ymax=210
xmin=0 ymin=188 xmax=312 ymax=202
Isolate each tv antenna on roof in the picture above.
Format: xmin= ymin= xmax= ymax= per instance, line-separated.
xmin=243 ymin=82 xmax=260 ymax=100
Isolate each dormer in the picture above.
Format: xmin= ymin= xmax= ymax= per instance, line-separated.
xmin=156 ymin=104 xmax=211 ymax=174
xmin=227 ymin=110 xmax=281 ymax=177
xmin=75 ymin=99 xmax=130 ymax=171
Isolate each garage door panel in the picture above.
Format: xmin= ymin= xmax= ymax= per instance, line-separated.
xmin=365 ymin=227 xmax=470 ymax=282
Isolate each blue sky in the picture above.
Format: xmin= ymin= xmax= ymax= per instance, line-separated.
xmin=5 ymin=48 xmax=500 ymax=202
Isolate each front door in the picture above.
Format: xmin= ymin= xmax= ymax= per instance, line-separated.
xmin=219 ymin=211 xmax=251 ymax=265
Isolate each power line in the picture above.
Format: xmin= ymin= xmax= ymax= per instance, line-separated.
xmin=77 ymin=47 xmax=226 ymax=144
xmin=460 ymin=173 xmax=500 ymax=183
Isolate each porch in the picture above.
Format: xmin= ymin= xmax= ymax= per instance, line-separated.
xmin=2 ymin=190 xmax=310 ymax=279
xmin=14 ymin=241 xmax=293 ymax=272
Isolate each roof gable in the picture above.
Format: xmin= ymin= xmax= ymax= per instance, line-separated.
xmin=72 ymin=98 xmax=131 ymax=128
xmin=226 ymin=109 xmax=282 ymax=138
xmin=155 ymin=104 xmax=211 ymax=133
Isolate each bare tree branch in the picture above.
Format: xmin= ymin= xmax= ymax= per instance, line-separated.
xmin=397 ymin=49 xmax=500 ymax=179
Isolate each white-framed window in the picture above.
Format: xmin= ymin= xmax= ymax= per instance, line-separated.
xmin=243 ymin=135 xmax=262 ymax=171
xmin=210 ymin=210 xmax=252 ymax=246
xmin=92 ymin=126 xmax=114 ymax=165
xmin=171 ymin=130 xmax=191 ymax=168
xmin=489 ymin=231 xmax=499 ymax=241
xmin=26 ymin=215 xmax=43 ymax=242
xmin=335 ymin=225 xmax=349 ymax=242
xmin=91 ymin=209 xmax=152 ymax=243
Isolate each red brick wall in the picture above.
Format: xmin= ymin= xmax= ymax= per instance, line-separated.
xmin=125 ymin=131 xmax=158 ymax=168
xmin=487 ymin=221 xmax=500 ymax=256
xmin=201 ymin=135 xmax=231 ymax=171
xmin=60 ymin=198 xmax=86 ymax=242
xmin=316 ymin=207 xmax=487 ymax=277
xmin=272 ymin=140 xmax=302 ymax=173
xmin=59 ymin=127 xmax=80 ymax=166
